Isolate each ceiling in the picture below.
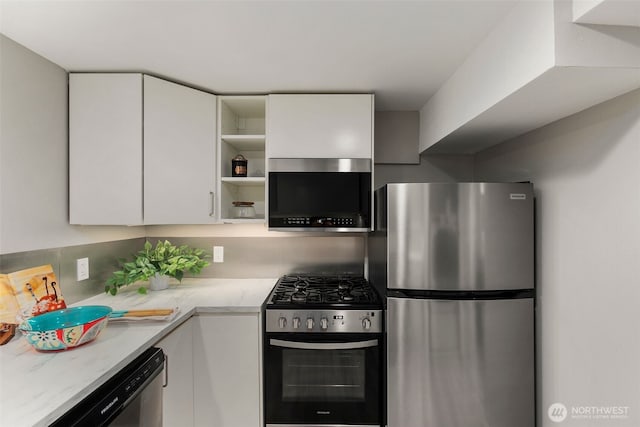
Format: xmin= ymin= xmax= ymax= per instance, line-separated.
xmin=0 ymin=1 xmax=517 ymax=111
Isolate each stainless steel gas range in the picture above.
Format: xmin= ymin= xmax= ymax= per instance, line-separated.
xmin=263 ymin=275 xmax=383 ymax=427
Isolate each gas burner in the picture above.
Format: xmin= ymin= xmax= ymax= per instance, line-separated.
xmin=338 ymin=281 xmax=352 ymax=291
xmin=294 ymin=280 xmax=309 ymax=290
xmin=340 ymin=293 xmax=355 ymax=302
xmin=291 ymin=290 xmax=307 ymax=303
xmin=267 ymin=274 xmax=380 ymax=307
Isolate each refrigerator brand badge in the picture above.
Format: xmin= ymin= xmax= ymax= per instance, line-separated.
xmin=510 ymin=193 xmax=527 ymax=200
xmin=548 ymin=403 xmax=568 ymax=423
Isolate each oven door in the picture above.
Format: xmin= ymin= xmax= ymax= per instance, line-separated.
xmin=264 ymin=333 xmax=381 ymax=426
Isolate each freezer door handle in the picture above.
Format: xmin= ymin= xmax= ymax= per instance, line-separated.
xmin=269 ymin=338 xmax=378 ymax=350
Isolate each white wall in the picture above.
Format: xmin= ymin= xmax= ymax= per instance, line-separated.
xmin=374 ymin=153 xmax=474 ymax=189
xmin=0 ymin=35 xmax=144 ymax=254
xmin=419 ymin=0 xmax=556 ymax=152
xmin=475 ymin=89 xmax=640 ymax=427
xmin=572 ymin=0 xmax=640 ymax=29
xmin=555 ymin=0 xmax=640 ymax=68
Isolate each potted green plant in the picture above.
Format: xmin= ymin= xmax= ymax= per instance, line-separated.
xmin=106 ymin=240 xmax=210 ymax=295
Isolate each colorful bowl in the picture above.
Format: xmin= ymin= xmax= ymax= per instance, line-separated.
xmin=18 ymin=305 xmax=112 ymax=351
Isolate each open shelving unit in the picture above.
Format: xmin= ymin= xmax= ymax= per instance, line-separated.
xmin=217 ymin=96 xmax=267 ymax=223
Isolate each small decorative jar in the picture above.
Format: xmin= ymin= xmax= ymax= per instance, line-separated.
xmin=230 ymin=201 xmax=256 ymax=219
xmin=232 ymin=154 xmax=248 ymax=177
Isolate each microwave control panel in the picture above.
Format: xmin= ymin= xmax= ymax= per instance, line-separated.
xmin=272 ymin=215 xmax=365 ymax=228
xmin=284 ymin=216 xmax=356 ymax=227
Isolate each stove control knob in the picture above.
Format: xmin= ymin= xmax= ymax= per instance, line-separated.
xmin=320 ymin=317 xmax=329 ymax=330
xmin=306 ymin=317 xmax=314 ymax=330
xmin=362 ymin=318 xmax=371 ymax=330
xmin=278 ymin=317 xmax=287 ymax=329
xmin=292 ymin=317 xmax=301 ymax=329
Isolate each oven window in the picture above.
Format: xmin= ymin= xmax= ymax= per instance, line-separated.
xmin=282 ymin=349 xmax=366 ymax=402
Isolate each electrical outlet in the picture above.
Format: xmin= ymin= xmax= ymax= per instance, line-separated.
xmin=76 ymin=257 xmax=89 ymax=281
xmin=213 ymin=246 xmax=224 ymax=263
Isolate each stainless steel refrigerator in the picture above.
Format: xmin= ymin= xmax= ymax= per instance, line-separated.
xmin=368 ymin=183 xmax=535 ymax=427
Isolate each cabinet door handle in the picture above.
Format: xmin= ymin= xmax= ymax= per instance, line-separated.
xmin=163 ymin=353 xmax=169 ymax=388
xmin=209 ymin=191 xmax=215 ymax=217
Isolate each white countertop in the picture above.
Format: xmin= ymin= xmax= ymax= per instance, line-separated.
xmin=0 ymin=278 xmax=277 ymax=427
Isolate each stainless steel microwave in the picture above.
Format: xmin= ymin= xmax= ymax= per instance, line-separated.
xmin=268 ymin=158 xmax=372 ymax=232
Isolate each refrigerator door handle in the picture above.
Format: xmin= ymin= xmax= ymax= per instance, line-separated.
xmin=269 ymin=338 xmax=378 ymax=350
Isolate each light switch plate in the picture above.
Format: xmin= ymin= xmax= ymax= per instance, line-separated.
xmin=213 ymin=246 xmax=224 ymax=263
xmin=76 ymin=257 xmax=89 ymax=281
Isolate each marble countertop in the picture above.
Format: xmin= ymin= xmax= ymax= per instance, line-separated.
xmin=0 ymin=278 xmax=277 ymax=427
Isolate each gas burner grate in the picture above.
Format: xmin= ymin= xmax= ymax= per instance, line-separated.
xmin=268 ymin=274 xmax=379 ymax=306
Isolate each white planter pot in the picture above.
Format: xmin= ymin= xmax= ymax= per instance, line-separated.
xmin=149 ymin=273 xmax=170 ymax=291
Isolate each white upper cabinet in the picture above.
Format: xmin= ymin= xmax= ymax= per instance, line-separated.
xmin=69 ymin=73 xmax=143 ymax=225
xmin=69 ymin=73 xmax=217 ymax=225
xmin=143 ymin=75 xmax=217 ymax=224
xmin=267 ymin=94 xmax=374 ymax=159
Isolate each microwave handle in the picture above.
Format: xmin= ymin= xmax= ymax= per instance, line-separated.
xmin=269 ymin=338 xmax=378 ymax=350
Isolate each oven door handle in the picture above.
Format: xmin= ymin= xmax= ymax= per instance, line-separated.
xmin=269 ymin=338 xmax=378 ymax=350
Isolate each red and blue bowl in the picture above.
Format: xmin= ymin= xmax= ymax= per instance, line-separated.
xmin=18 ymin=305 xmax=112 ymax=351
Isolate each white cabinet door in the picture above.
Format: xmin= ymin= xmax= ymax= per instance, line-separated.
xmin=69 ymin=73 xmax=143 ymax=225
xmin=156 ymin=318 xmax=194 ymax=427
xmin=144 ymin=75 xmax=217 ymax=224
xmin=267 ymin=94 xmax=373 ymax=159
xmin=193 ymin=314 xmax=261 ymax=427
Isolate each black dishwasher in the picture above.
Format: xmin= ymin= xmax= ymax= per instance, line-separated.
xmin=51 ymin=347 xmax=165 ymax=427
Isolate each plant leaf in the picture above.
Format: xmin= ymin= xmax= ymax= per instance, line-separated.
xmin=106 ymin=240 xmax=208 ymax=291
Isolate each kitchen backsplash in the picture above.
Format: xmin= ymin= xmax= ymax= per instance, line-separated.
xmin=159 ymin=236 xmax=365 ymax=278
xmin=0 ymin=235 xmax=365 ymax=304
xmin=0 ymin=239 xmax=145 ymax=304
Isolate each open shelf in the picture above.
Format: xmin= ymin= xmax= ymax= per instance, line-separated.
xmin=219 ymin=96 xmax=266 ymax=135
xmin=219 ymin=180 xmax=265 ymax=222
xmin=221 ymin=217 xmax=266 ymax=224
xmin=221 ymin=177 xmax=266 ymax=186
xmin=217 ymin=95 xmax=267 ymax=223
xmin=220 ymin=135 xmax=266 ymax=151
